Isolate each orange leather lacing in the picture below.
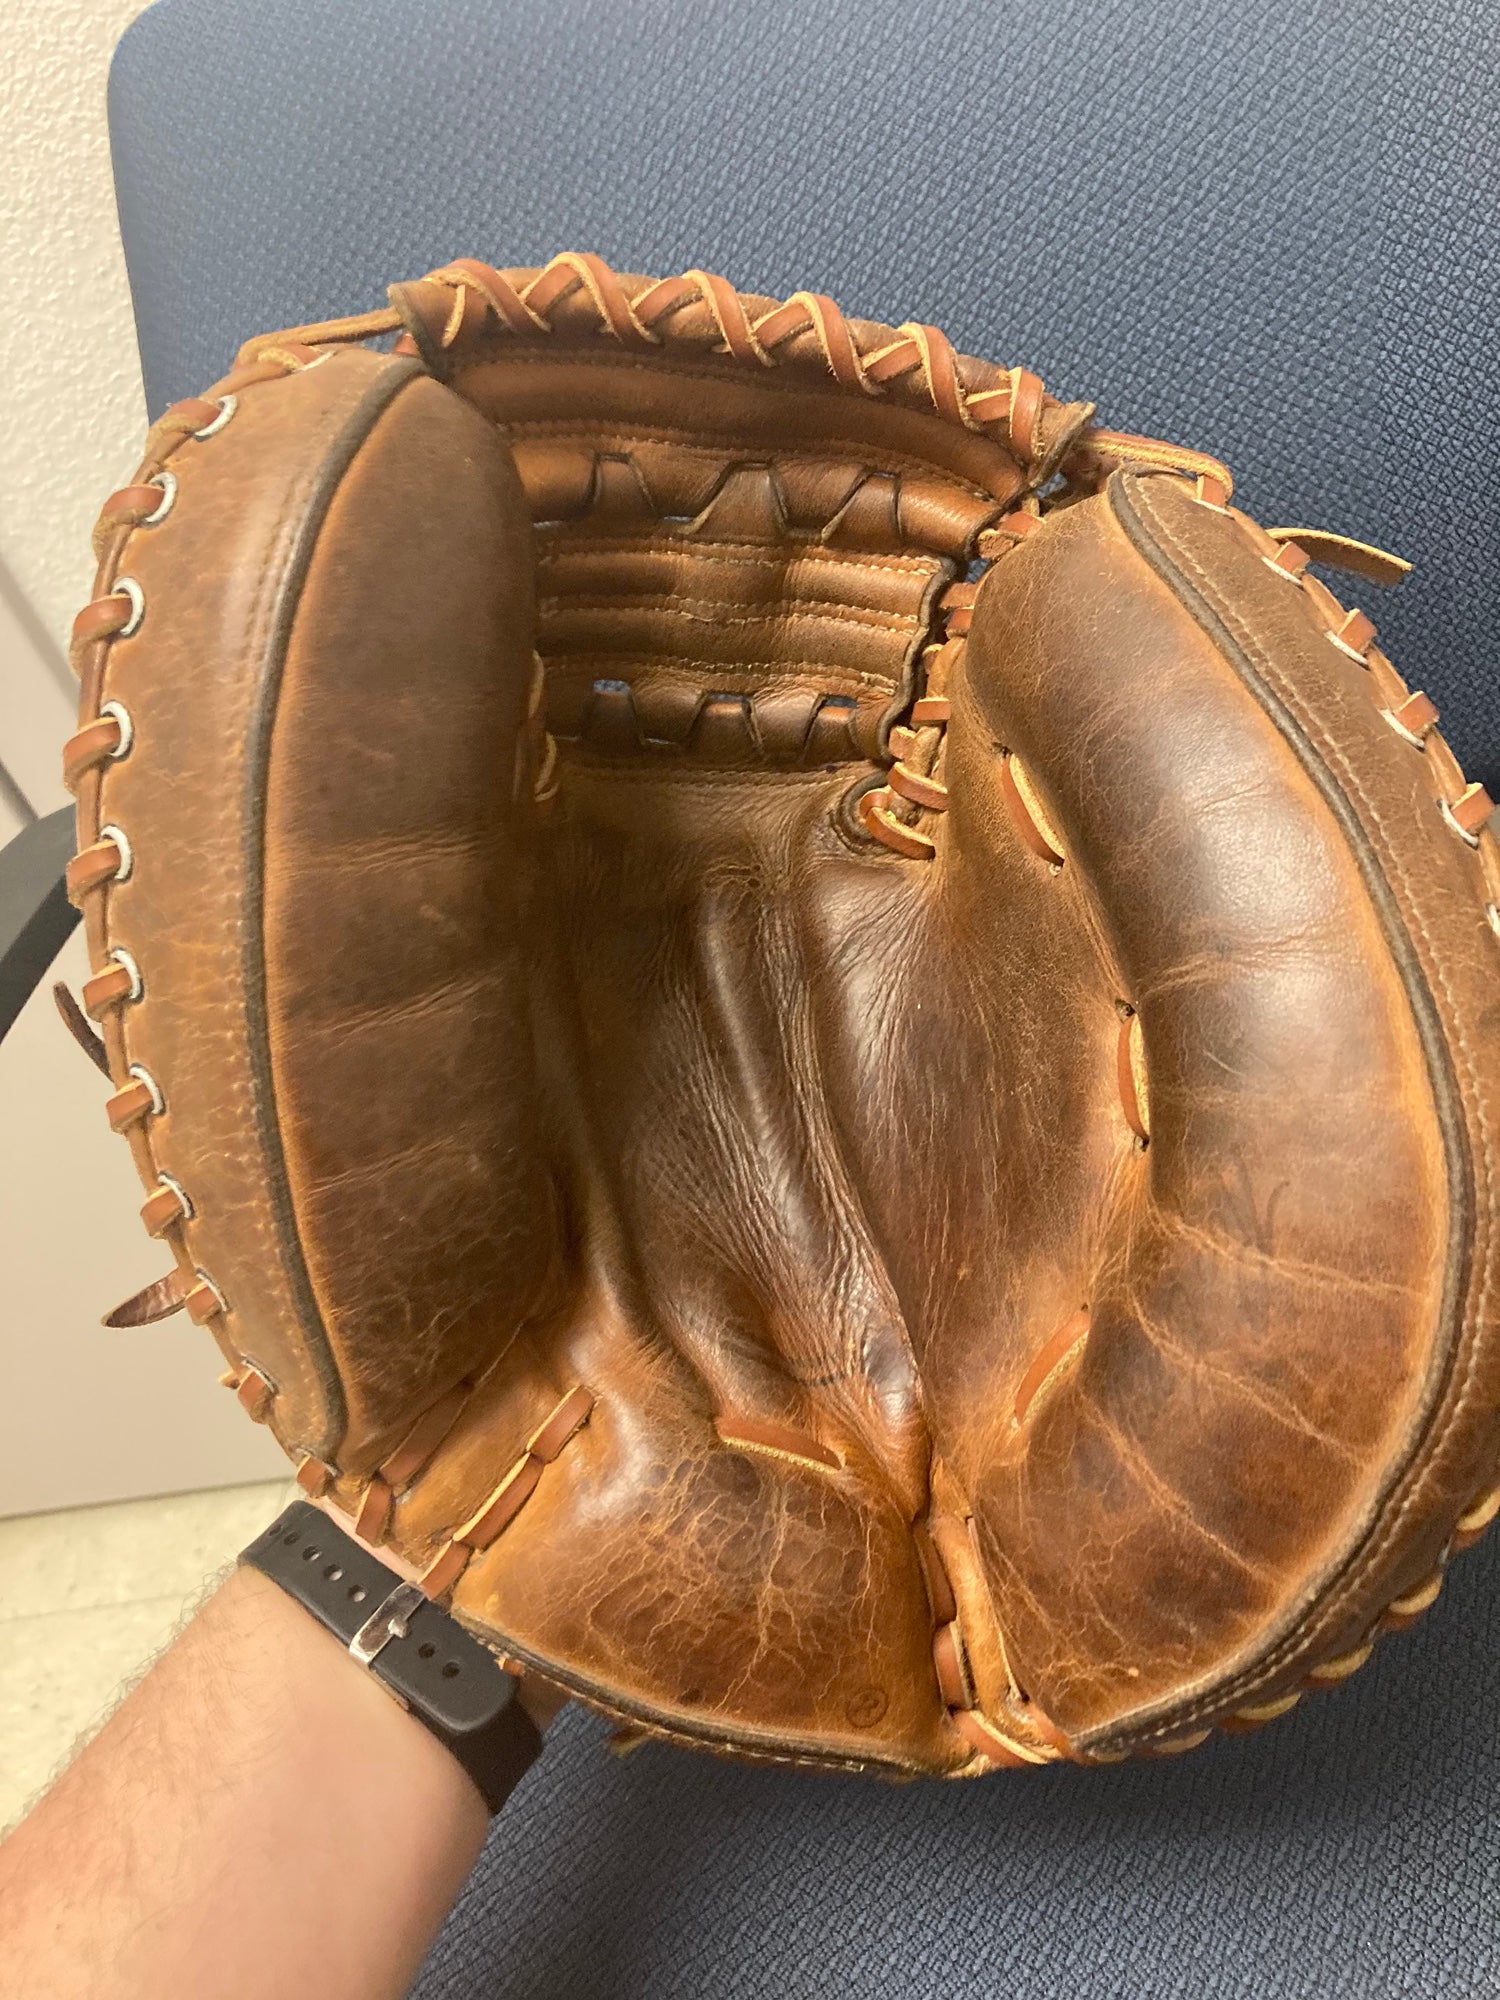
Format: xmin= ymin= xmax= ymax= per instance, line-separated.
xmin=714 ymin=1416 xmax=843 ymax=1472
xmin=239 ymin=252 xmax=1092 ymax=466
xmin=858 ymin=507 xmax=1072 ymax=862
xmin=856 ymin=656 xmax=959 ymax=861
xmin=913 ymin=1512 xmax=1071 ymax=1769
xmin=300 ymin=1378 xmax=593 ymax=1606
xmin=412 ymin=1386 xmax=594 ymax=1599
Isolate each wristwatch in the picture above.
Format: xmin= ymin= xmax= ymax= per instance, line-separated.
xmin=241 ymin=1500 xmax=542 ymax=1813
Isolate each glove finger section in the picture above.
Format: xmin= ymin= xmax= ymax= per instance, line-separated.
xmin=456 ymin=352 xmax=1013 ymax=778
xmin=948 ymin=473 xmax=1499 ymax=1755
xmin=103 ymin=352 xmax=557 ymax=1471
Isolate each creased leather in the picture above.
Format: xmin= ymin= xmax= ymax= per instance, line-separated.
xmin=80 ymin=303 xmax=1500 ymax=1777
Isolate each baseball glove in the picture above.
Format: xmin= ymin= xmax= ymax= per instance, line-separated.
xmin=59 ymin=254 xmax=1500 ymax=1776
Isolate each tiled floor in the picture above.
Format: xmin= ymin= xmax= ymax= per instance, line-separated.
xmin=0 ymin=1478 xmax=295 ymax=1833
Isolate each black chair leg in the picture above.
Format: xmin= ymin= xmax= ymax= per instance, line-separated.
xmin=0 ymin=807 xmax=80 ymax=1046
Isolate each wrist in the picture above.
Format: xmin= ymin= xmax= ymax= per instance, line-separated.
xmin=239 ymin=1500 xmax=546 ymax=1815
xmin=1 ymin=1562 xmax=493 ymax=2000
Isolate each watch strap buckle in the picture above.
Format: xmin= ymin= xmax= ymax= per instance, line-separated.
xmin=349 ymin=1579 xmax=428 ymax=1667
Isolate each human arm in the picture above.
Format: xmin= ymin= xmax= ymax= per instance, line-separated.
xmin=0 ymin=1559 xmax=559 ymax=2000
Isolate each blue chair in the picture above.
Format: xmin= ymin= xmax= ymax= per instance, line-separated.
xmin=13 ymin=0 xmax=1499 ymax=1990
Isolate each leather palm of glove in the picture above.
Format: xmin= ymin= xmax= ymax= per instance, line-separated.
xmin=60 ymin=255 xmax=1500 ymax=1776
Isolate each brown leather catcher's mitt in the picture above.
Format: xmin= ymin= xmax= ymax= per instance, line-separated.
xmin=61 ymin=255 xmax=1500 ymax=1775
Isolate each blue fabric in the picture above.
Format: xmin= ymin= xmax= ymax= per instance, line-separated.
xmin=107 ymin=3 xmax=1500 ymax=1990
xmin=415 ymin=1534 xmax=1500 ymax=1998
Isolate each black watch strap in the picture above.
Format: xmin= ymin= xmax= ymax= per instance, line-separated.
xmin=241 ymin=1500 xmax=542 ymax=1813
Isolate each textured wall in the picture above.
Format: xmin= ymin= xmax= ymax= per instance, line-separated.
xmin=1 ymin=0 xmax=150 ymax=688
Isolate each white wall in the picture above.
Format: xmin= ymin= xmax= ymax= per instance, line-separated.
xmin=1 ymin=0 xmax=155 ymax=735
xmin=1 ymin=0 xmax=288 ymax=1511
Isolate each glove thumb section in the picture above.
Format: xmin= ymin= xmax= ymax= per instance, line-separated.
xmin=256 ymin=361 xmax=558 ymax=1468
xmin=104 ymin=348 xmax=558 ymax=1472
